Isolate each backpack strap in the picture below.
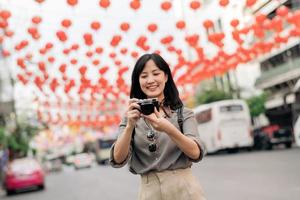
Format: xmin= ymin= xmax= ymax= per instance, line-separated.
xmin=177 ymin=107 xmax=184 ymax=133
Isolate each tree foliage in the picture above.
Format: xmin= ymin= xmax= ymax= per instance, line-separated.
xmin=245 ymin=93 xmax=267 ymax=118
xmin=196 ymin=88 xmax=233 ymax=105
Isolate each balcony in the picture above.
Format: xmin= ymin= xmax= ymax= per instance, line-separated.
xmin=255 ymin=56 xmax=300 ymax=89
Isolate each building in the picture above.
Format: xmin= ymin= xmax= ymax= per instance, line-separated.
xmin=254 ymin=0 xmax=300 ymax=128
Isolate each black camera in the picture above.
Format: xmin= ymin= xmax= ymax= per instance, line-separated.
xmin=137 ymin=98 xmax=159 ymax=115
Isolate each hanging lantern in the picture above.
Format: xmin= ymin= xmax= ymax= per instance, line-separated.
xmin=161 ymin=1 xmax=172 ymax=11
xmin=56 ymin=30 xmax=68 ymax=42
xmin=120 ymin=22 xmax=130 ymax=32
xmin=230 ymin=19 xmax=239 ymax=28
xmin=245 ymin=0 xmax=256 ymax=7
xmin=219 ymin=0 xmax=229 ymax=7
xmin=86 ymin=51 xmax=93 ymax=57
xmin=83 ymin=33 xmax=93 ymax=46
xmin=61 ymin=19 xmax=72 ymax=28
xmin=176 ymin=20 xmax=186 ymax=30
xmin=67 ymin=0 xmax=78 ymax=6
xmin=203 ymin=20 xmax=214 ymax=29
xmin=59 ymin=64 xmax=67 ymax=73
xmin=0 ymin=10 xmax=11 ymax=20
xmin=190 ymin=1 xmax=201 ymax=11
xmin=79 ymin=66 xmax=87 ymax=75
xmin=91 ymin=21 xmax=101 ymax=31
xmin=32 ymin=16 xmax=42 ymax=24
xmin=147 ymin=23 xmax=158 ymax=33
xmin=130 ymin=0 xmax=141 ymax=10
xmin=110 ymin=35 xmax=122 ymax=47
xmin=95 ymin=47 xmax=103 ymax=54
xmin=276 ymin=5 xmax=289 ymax=17
xmin=99 ymin=0 xmax=110 ymax=9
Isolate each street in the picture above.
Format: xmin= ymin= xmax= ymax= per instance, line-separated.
xmin=1 ymin=147 xmax=299 ymax=200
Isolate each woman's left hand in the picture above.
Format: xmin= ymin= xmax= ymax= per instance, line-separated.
xmin=142 ymin=108 xmax=171 ymax=132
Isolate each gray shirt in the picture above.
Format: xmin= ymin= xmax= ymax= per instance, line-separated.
xmin=109 ymin=107 xmax=206 ymax=175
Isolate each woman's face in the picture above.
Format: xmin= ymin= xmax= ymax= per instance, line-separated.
xmin=139 ymin=59 xmax=168 ymax=101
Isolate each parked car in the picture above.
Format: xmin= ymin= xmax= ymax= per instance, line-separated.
xmin=3 ymin=157 xmax=45 ymax=195
xmin=73 ymin=153 xmax=93 ymax=170
xmin=253 ymin=124 xmax=293 ymax=150
xmin=94 ymin=138 xmax=115 ymax=165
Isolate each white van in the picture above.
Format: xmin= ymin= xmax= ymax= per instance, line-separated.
xmin=193 ymin=99 xmax=253 ymax=153
xmin=294 ymin=116 xmax=300 ymax=147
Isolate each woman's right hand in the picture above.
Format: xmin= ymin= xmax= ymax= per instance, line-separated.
xmin=126 ymin=98 xmax=141 ymax=128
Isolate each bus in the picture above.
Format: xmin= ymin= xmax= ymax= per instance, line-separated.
xmin=193 ymin=99 xmax=253 ymax=153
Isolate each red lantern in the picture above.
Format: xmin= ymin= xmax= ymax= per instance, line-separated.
xmin=276 ymin=5 xmax=289 ymax=17
xmin=99 ymin=0 xmax=110 ymax=9
xmin=161 ymin=1 xmax=172 ymax=11
xmin=70 ymin=58 xmax=77 ymax=65
xmin=95 ymin=47 xmax=103 ymax=54
xmin=71 ymin=44 xmax=79 ymax=50
xmin=59 ymin=64 xmax=67 ymax=73
xmin=130 ymin=0 xmax=141 ymax=10
xmin=176 ymin=20 xmax=186 ymax=30
xmin=203 ymin=20 xmax=214 ymax=29
xmin=61 ymin=19 xmax=72 ymax=28
xmin=32 ymin=16 xmax=42 ymax=24
xmin=0 ymin=21 xmax=8 ymax=29
xmin=219 ymin=0 xmax=229 ymax=7
xmin=148 ymin=23 xmax=158 ymax=33
xmin=245 ymin=0 xmax=256 ymax=7
xmin=0 ymin=10 xmax=11 ymax=20
xmin=255 ymin=13 xmax=266 ymax=24
xmin=56 ymin=31 xmax=68 ymax=42
xmin=99 ymin=66 xmax=109 ymax=74
xmin=120 ymin=48 xmax=128 ymax=55
xmin=230 ymin=19 xmax=239 ymax=28
xmin=48 ymin=56 xmax=55 ymax=63
xmin=190 ymin=1 xmax=201 ymax=10
xmin=83 ymin=33 xmax=93 ymax=46
xmin=131 ymin=51 xmax=139 ymax=58
xmin=79 ymin=66 xmax=87 ymax=75
xmin=67 ymin=0 xmax=78 ymax=6
xmin=92 ymin=59 xmax=100 ymax=66
xmin=35 ymin=0 xmax=45 ymax=3
xmin=91 ymin=21 xmax=101 ymax=31
xmin=38 ymin=61 xmax=46 ymax=72
xmin=45 ymin=42 xmax=53 ymax=49
xmin=86 ymin=51 xmax=93 ymax=57
xmin=110 ymin=35 xmax=122 ymax=47
xmin=5 ymin=30 xmax=14 ymax=38
xmin=120 ymin=22 xmax=130 ymax=32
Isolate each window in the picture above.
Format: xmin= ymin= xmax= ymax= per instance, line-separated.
xmin=195 ymin=108 xmax=212 ymax=124
xmin=220 ymin=105 xmax=243 ymax=112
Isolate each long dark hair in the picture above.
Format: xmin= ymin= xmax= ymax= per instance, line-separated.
xmin=130 ymin=53 xmax=183 ymax=110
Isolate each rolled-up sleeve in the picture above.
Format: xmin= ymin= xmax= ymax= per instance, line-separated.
xmin=109 ymin=117 xmax=133 ymax=168
xmin=182 ymin=108 xmax=207 ymax=162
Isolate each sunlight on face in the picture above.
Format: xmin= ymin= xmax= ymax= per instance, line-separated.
xmin=139 ymin=59 xmax=168 ymax=101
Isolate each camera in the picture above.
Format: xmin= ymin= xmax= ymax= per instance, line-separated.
xmin=137 ymin=98 xmax=159 ymax=115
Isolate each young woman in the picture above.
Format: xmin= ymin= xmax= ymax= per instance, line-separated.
xmin=110 ymin=53 xmax=206 ymax=200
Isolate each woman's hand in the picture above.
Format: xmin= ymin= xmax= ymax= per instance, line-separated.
xmin=126 ymin=98 xmax=141 ymax=128
xmin=142 ymin=107 xmax=172 ymax=132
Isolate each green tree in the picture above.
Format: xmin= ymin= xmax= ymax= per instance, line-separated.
xmin=196 ymin=87 xmax=233 ymax=105
xmin=6 ymin=123 xmax=41 ymax=158
xmin=245 ymin=93 xmax=267 ymax=118
xmin=0 ymin=126 xmax=7 ymax=148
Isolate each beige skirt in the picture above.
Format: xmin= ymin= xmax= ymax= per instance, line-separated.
xmin=138 ymin=168 xmax=206 ymax=200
